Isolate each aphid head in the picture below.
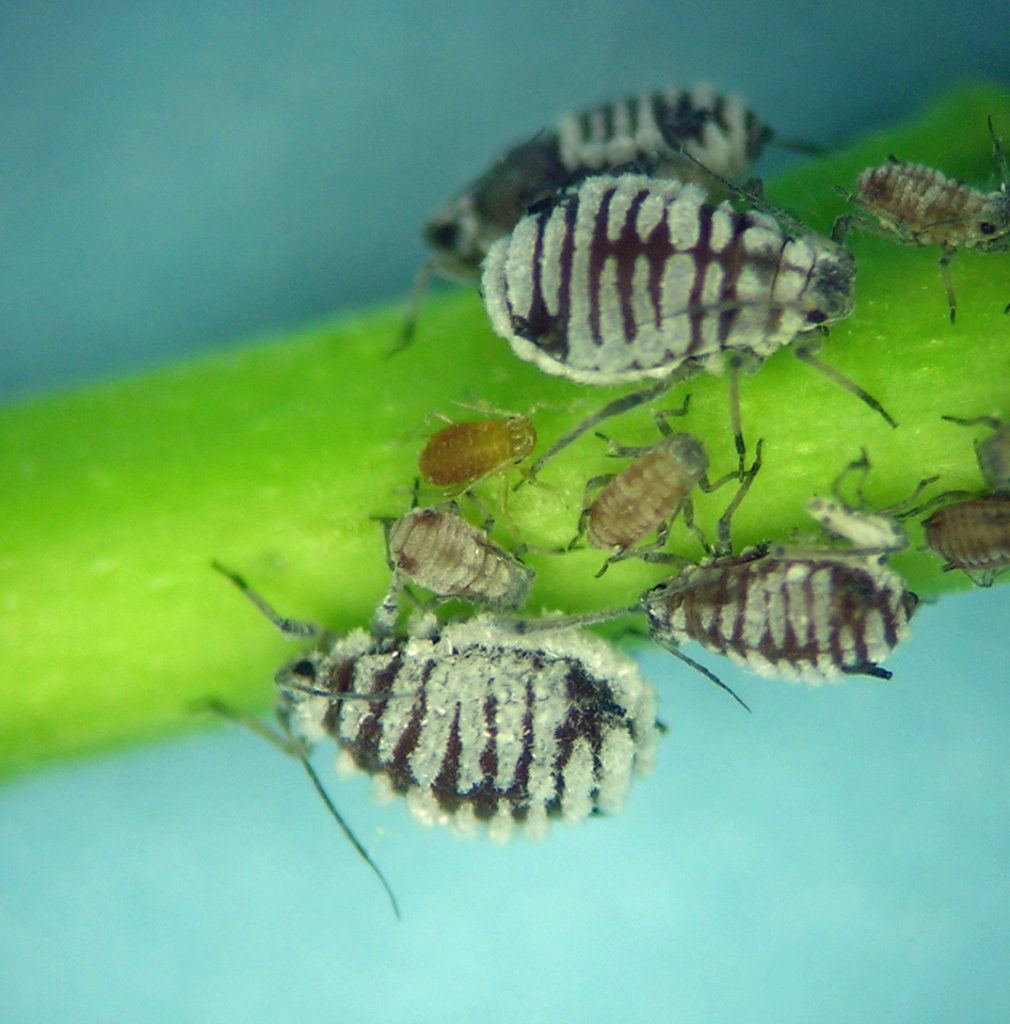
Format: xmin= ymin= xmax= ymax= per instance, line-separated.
xmin=275 ymin=651 xmax=330 ymax=700
xmin=423 ymin=194 xmax=484 ymax=279
xmin=976 ymin=422 xmax=1010 ymax=492
xmin=659 ymin=433 xmax=709 ymax=480
xmin=972 ymin=190 xmax=1010 ymax=250
xmin=804 ymin=245 xmax=856 ymax=327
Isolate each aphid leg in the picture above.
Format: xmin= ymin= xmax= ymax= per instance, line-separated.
xmin=652 ymin=394 xmax=692 ymax=435
xmin=372 ymin=572 xmax=406 ymax=638
xmin=712 ymin=438 xmax=764 ymax=556
xmin=830 ymin=207 xmax=854 ymax=245
xmin=390 ymin=259 xmax=434 ymax=355
xmin=938 ymin=246 xmax=958 ymax=324
xmin=727 ymin=354 xmax=748 ymax=477
xmin=212 ymin=561 xmax=324 ymax=642
xmin=792 ymin=339 xmax=898 ymax=428
xmin=195 ymin=698 xmax=401 ymax=920
xmin=942 ymin=413 xmax=1004 ymax=431
xmin=526 ymin=372 xmax=692 ymax=479
xmin=651 ymin=635 xmax=751 ymax=713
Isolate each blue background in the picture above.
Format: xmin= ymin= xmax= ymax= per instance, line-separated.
xmin=2 ymin=3 xmax=1009 ymax=1022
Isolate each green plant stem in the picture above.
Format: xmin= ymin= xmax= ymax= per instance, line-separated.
xmin=2 ymin=82 xmax=1009 ymax=779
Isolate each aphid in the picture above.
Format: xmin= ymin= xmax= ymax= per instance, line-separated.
xmin=483 ymin=171 xmax=893 ymax=474
xmin=641 ymin=540 xmax=918 ymax=685
xmin=216 ymin=565 xmax=658 ymax=913
xmin=399 ymin=86 xmax=775 ymax=346
xmin=832 ymin=117 xmax=1010 ymax=322
xmin=573 ymin=404 xmax=733 ymax=575
xmin=526 ymin=464 xmax=914 ymax=705
xmin=919 ymin=414 xmax=1010 ymax=586
xmin=418 ymin=413 xmax=536 ymax=490
xmin=922 ymin=499 xmax=1010 ymax=586
xmin=383 ymin=504 xmax=534 ymax=609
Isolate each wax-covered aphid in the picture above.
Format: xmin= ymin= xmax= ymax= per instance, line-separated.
xmin=832 ymin=117 xmax=1010 ymax=322
xmin=214 ymin=564 xmax=658 ymax=916
xmin=483 ymin=171 xmax=892 ymax=475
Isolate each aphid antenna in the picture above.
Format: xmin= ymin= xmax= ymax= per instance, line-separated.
xmin=212 ymin=561 xmax=329 ymax=644
xmin=675 ymin=144 xmax=838 ymax=246
xmin=524 ymin=370 xmax=698 ymax=481
xmin=791 ymin=338 xmax=898 ymax=429
xmin=941 ymin=412 xmax=1004 ymax=432
xmin=194 ymin=698 xmax=401 ymax=920
xmin=649 ymin=637 xmax=751 ymax=713
xmin=390 ymin=258 xmax=434 ymax=355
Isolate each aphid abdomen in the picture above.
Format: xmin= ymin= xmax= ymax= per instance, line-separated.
xmin=483 ymin=174 xmax=854 ymax=386
xmin=291 ymin=617 xmax=657 ymax=839
xmin=557 ymin=87 xmax=772 ymax=185
xmin=387 ymin=506 xmax=533 ymax=609
xmin=587 ymin=447 xmax=693 ymax=549
xmin=643 ymin=553 xmax=916 ymax=682
xmin=418 ymin=416 xmax=536 ymax=487
xmin=923 ymin=498 xmax=1010 ymax=582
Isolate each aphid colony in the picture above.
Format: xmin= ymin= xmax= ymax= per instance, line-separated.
xmin=213 ymin=87 xmax=1010 ymax=915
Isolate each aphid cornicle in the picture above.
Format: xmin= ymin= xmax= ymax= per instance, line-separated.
xmin=384 ymin=504 xmax=534 ymax=609
xmin=832 ymin=117 xmax=1010 ymax=322
xmin=920 ymin=414 xmax=1010 ymax=586
xmin=483 ymin=171 xmax=892 ymax=474
xmin=216 ymin=564 xmax=658 ymax=914
xmin=418 ymin=414 xmax=536 ymax=490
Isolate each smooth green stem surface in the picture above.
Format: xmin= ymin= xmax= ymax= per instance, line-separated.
xmin=2 ymin=83 xmax=1009 ymax=778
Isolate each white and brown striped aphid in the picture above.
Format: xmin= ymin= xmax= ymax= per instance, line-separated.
xmin=426 ymin=87 xmax=773 ymax=284
xmin=919 ymin=414 xmax=1010 ymax=586
xmin=384 ymin=504 xmax=534 ymax=609
xmin=218 ymin=565 xmax=658 ymax=905
xmin=484 ymin=171 xmax=892 ymax=475
xmin=641 ymin=530 xmax=918 ymax=686
xmin=832 ymin=117 xmax=1010 ymax=322
xmin=574 ymin=404 xmax=733 ymax=576
xmin=398 ymin=86 xmax=774 ymax=347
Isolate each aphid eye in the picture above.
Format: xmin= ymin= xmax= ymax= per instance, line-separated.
xmin=291 ymin=659 xmax=317 ymax=680
xmin=979 ymin=221 xmax=996 ymax=235
xmin=426 ymin=222 xmax=460 ymax=250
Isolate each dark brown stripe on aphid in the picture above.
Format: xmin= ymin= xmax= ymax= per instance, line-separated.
xmin=380 ymin=660 xmax=435 ymax=792
xmin=615 ymin=188 xmax=651 ymax=341
xmin=507 ymin=679 xmax=537 ymax=817
xmin=587 ymin=185 xmax=617 ymax=347
xmin=686 ymin=201 xmax=715 ymax=355
xmin=431 ymin=702 xmax=464 ymax=814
